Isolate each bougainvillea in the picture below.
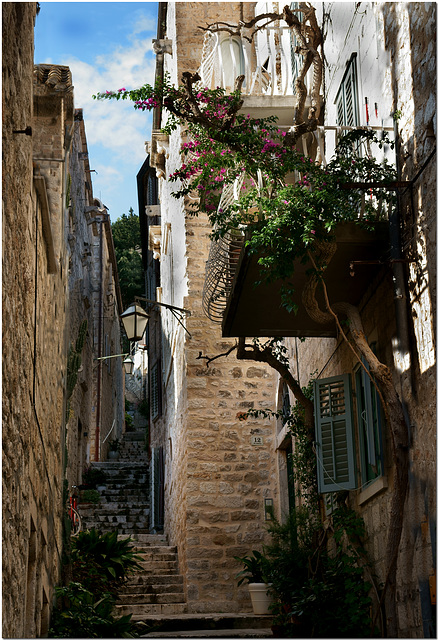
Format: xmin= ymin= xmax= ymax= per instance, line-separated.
xmin=95 ymin=74 xmax=396 ymax=313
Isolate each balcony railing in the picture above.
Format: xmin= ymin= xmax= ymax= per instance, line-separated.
xmin=202 ymin=125 xmax=395 ymax=324
xmin=197 ymin=27 xmax=303 ymax=97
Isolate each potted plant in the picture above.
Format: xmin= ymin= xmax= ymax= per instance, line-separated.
xmin=235 ymin=550 xmax=274 ymax=615
xmin=81 ymin=465 xmax=106 ymax=489
xmin=108 ymin=438 xmax=120 ymax=460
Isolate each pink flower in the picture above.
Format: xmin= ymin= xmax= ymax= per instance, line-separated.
xmin=118 ymin=88 xmax=126 ymax=92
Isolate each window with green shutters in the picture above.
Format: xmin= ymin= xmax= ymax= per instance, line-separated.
xmin=314 ymin=374 xmax=357 ymax=493
xmin=335 ymin=53 xmax=359 ymax=128
xmin=355 ymin=359 xmax=384 ymax=486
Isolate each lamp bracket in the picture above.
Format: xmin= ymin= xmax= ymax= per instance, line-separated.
xmin=95 ymin=352 xmax=129 ymax=361
xmin=135 ymin=296 xmax=192 ymax=337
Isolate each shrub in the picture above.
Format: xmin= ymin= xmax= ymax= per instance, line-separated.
xmin=234 ymin=550 xmax=272 ymax=585
xmin=71 ymin=529 xmax=143 ymax=587
xmin=79 ymin=489 xmax=101 ymax=504
xmin=49 ymin=582 xmax=136 ymax=638
xmin=265 ymin=508 xmax=373 ymax=638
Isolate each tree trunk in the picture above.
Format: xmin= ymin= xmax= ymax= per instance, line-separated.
xmin=302 ymin=246 xmax=410 ymax=636
xmin=236 ymin=337 xmax=314 ymax=437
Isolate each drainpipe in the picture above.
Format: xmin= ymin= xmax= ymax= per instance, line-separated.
xmin=95 ymin=217 xmax=104 ymax=461
xmin=86 ymin=205 xmax=109 ymax=461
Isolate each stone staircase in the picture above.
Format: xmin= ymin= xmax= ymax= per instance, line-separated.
xmin=77 ymin=435 xmax=188 ymax=624
xmin=116 ymin=534 xmax=188 ymax=619
xmin=78 ymin=460 xmax=150 ymax=536
xmin=78 ymin=436 xmax=272 ymax=638
xmin=118 ymin=430 xmax=148 ymax=462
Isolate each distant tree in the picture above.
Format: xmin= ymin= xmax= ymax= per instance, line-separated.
xmin=111 ymin=208 xmax=144 ymax=309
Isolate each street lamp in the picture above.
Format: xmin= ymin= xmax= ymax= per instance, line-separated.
xmin=123 ymin=356 xmax=135 ymax=375
xmin=120 ymin=303 xmax=150 ymax=342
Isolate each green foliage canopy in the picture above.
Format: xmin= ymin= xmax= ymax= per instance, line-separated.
xmin=111 ymin=208 xmax=144 ymax=309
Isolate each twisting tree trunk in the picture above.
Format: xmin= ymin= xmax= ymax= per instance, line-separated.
xmin=199 ymin=3 xmax=323 ymax=144
xmin=303 ymin=242 xmax=410 ymax=636
xmin=236 ymin=337 xmax=314 ymax=437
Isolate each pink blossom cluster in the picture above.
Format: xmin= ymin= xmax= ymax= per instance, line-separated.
xmin=297 ymin=174 xmax=310 ymax=187
xmin=135 ymin=97 xmax=160 ymax=111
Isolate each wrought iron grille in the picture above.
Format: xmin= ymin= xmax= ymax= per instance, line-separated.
xmin=202 ymin=230 xmax=245 ymax=323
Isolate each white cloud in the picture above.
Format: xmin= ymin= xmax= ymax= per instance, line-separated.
xmin=62 ymin=35 xmax=156 ymax=165
xmin=131 ymin=16 xmax=157 ymax=36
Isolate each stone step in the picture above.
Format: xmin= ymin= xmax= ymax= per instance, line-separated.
xmin=132 ymin=545 xmax=177 ymax=554
xmin=120 ymin=582 xmax=184 ymax=595
xmin=117 ymin=603 xmax=188 ymax=617
xmin=92 ymin=461 xmax=147 ymax=469
xmin=122 ymin=534 xmax=169 ymax=545
xmin=125 ymin=575 xmax=183 ymax=587
xmin=133 ymin=551 xmax=177 ymax=561
xmin=138 ymin=560 xmax=179 ymax=573
xmin=118 ymin=592 xmax=185 ymax=605
xmin=141 ymin=629 xmax=273 ymax=638
xmin=133 ymin=614 xmax=273 ymax=633
xmin=82 ymin=525 xmax=150 ymax=536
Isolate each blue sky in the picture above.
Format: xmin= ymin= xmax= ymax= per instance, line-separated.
xmin=34 ymin=2 xmax=158 ymax=221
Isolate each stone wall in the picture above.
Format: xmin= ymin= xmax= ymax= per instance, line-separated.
xmin=154 ymin=1 xmax=280 ymax=613
xmin=2 ymin=5 xmax=67 ymax=636
xmin=65 ymin=117 xmax=98 ymax=486
xmin=298 ymin=3 xmax=436 ymax=636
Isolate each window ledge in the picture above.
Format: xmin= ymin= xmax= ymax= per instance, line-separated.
xmin=276 ymin=424 xmax=291 ymax=450
xmin=358 ymin=476 xmax=388 ymax=506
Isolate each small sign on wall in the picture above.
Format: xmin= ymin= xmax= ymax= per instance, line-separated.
xmin=251 ymin=435 xmax=264 ymax=446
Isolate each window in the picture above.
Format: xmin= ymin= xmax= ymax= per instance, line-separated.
xmin=314 ymin=374 xmax=357 ymax=493
xmin=335 ymin=53 xmax=359 ymax=128
xmin=150 ymin=360 xmax=162 ymax=421
xmin=355 ymin=359 xmax=384 ymax=486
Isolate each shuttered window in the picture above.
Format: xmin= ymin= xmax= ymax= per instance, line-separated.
xmin=150 ymin=360 xmax=162 ymax=422
xmin=335 ymin=54 xmax=359 ymax=128
xmin=314 ymin=374 xmax=357 ymax=493
xmin=355 ymin=359 xmax=384 ymax=485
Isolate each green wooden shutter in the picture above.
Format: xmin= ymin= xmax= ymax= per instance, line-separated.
xmin=314 ymin=374 xmax=357 ymax=493
xmin=335 ymin=54 xmax=359 ymax=128
xmin=360 ymin=360 xmax=377 ymax=467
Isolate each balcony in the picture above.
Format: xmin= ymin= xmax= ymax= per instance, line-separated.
xmin=201 ymin=126 xmax=395 ymax=338
xmin=220 ymin=221 xmax=390 ymax=338
xmin=197 ymin=28 xmax=312 ymax=126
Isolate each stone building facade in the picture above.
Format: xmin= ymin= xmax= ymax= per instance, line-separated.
xmin=294 ymin=4 xmax=435 ymax=637
xmin=64 ymin=107 xmax=125 ymax=481
xmin=3 ymin=6 xmax=69 ymax=635
xmin=140 ymin=2 xmax=280 ymax=614
xmin=143 ymin=1 xmax=436 ymax=634
xmin=2 ymin=5 xmax=124 ymax=636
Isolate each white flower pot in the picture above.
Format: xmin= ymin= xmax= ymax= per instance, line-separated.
xmin=248 ymin=582 xmax=274 ymax=615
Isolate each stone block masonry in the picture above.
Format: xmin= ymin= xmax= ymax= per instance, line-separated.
xmin=2 ymin=4 xmax=68 ymax=637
